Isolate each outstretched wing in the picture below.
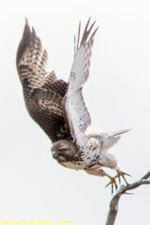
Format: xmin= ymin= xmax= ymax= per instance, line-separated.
xmin=17 ymin=19 xmax=57 ymax=89
xmin=17 ymin=19 xmax=70 ymax=142
xmin=64 ymin=18 xmax=98 ymax=146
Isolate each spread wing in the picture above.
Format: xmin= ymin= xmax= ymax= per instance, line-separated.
xmin=17 ymin=19 xmax=70 ymax=142
xmin=64 ymin=18 xmax=98 ymax=146
xmin=17 ymin=19 xmax=57 ymax=89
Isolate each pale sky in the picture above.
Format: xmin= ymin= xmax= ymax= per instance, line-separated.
xmin=0 ymin=0 xmax=150 ymax=225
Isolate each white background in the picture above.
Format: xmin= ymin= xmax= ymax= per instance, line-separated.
xmin=0 ymin=0 xmax=150 ymax=224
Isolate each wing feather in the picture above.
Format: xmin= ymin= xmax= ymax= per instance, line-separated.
xmin=17 ymin=19 xmax=70 ymax=142
xmin=17 ymin=19 xmax=57 ymax=90
xmin=28 ymin=88 xmax=69 ymax=142
xmin=64 ymin=18 xmax=98 ymax=145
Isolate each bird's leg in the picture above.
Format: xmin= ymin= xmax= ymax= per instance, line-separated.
xmin=97 ymin=151 xmax=120 ymax=193
xmin=105 ymin=169 xmax=131 ymax=194
xmin=85 ymin=168 xmax=118 ymax=194
xmin=115 ymin=168 xmax=131 ymax=185
xmin=105 ymin=173 xmax=118 ymax=194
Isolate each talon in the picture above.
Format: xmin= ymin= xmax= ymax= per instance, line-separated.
xmin=118 ymin=174 xmax=121 ymax=184
xmin=105 ymin=169 xmax=131 ymax=194
xmin=105 ymin=175 xmax=118 ymax=194
xmin=115 ymin=169 xmax=131 ymax=185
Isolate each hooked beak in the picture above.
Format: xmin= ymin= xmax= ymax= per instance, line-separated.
xmin=52 ymin=151 xmax=58 ymax=159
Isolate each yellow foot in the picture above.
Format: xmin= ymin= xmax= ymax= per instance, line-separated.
xmin=105 ymin=170 xmax=131 ymax=194
xmin=115 ymin=169 xmax=131 ymax=185
xmin=105 ymin=175 xmax=118 ymax=194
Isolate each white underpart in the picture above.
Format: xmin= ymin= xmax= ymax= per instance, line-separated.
xmin=64 ymin=20 xmax=129 ymax=171
xmin=65 ymin=44 xmax=91 ymax=145
xmin=65 ymin=25 xmax=95 ymax=153
xmin=61 ymin=161 xmax=86 ymax=170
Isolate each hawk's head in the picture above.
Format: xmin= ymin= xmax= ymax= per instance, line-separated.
xmin=51 ymin=140 xmax=78 ymax=163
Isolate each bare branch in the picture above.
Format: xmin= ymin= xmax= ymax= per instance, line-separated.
xmin=105 ymin=170 xmax=150 ymax=225
xmin=141 ymin=170 xmax=150 ymax=180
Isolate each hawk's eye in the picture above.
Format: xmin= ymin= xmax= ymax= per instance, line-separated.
xmin=59 ymin=149 xmax=65 ymax=152
xmin=58 ymin=149 xmax=66 ymax=154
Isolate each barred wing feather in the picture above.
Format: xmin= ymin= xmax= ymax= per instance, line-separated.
xmin=16 ymin=19 xmax=70 ymax=142
xmin=65 ymin=19 xmax=98 ymax=145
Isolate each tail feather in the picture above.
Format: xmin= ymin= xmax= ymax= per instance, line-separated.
xmin=107 ymin=128 xmax=130 ymax=137
xmin=101 ymin=128 xmax=130 ymax=152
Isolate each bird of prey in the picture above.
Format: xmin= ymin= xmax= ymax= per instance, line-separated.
xmin=16 ymin=18 xmax=129 ymax=193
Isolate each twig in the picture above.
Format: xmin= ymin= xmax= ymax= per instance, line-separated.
xmin=105 ymin=170 xmax=150 ymax=225
xmin=140 ymin=170 xmax=150 ymax=180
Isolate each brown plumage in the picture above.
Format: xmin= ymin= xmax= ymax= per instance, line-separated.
xmin=17 ymin=19 xmax=130 ymax=193
xmin=17 ymin=19 xmax=70 ymax=142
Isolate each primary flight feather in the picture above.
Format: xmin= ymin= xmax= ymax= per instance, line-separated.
xmin=17 ymin=18 xmax=129 ymax=193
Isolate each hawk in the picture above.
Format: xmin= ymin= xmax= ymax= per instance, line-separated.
xmin=16 ymin=18 xmax=129 ymax=193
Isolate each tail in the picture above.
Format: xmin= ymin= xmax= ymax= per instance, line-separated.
xmin=107 ymin=128 xmax=130 ymax=136
xmin=101 ymin=129 xmax=130 ymax=152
